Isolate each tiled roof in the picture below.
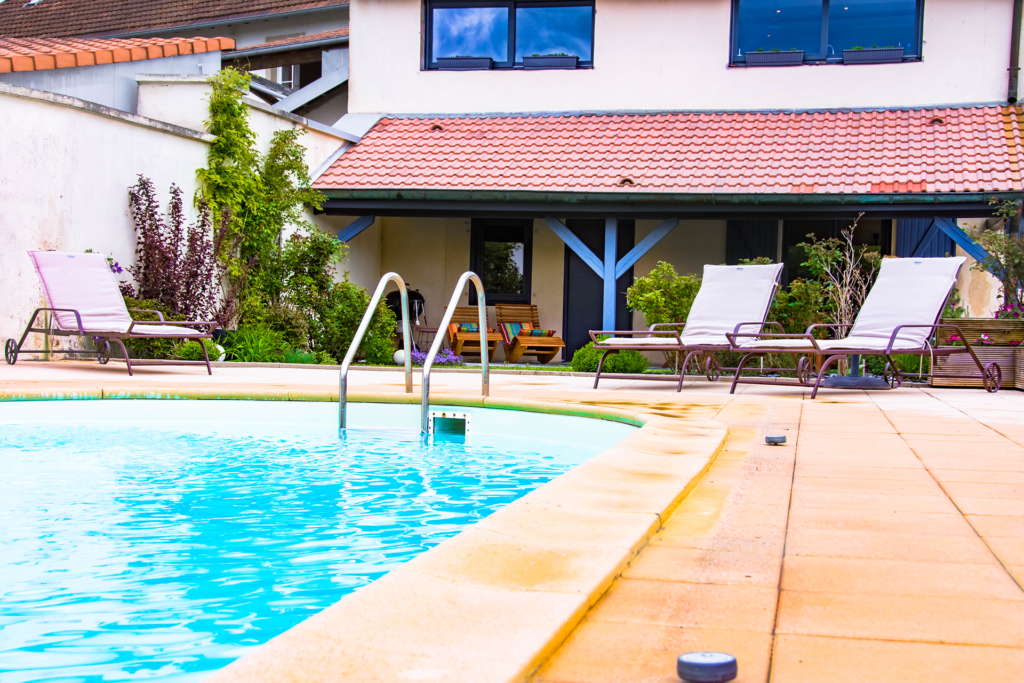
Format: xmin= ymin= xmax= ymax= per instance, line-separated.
xmin=0 ymin=35 xmax=233 ymax=72
xmin=0 ymin=0 xmax=345 ymax=39
xmin=314 ymin=107 xmax=1024 ymax=195
xmin=227 ymin=27 xmax=349 ymax=53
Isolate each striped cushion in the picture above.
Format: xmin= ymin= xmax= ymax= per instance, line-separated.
xmin=498 ymin=322 xmax=524 ymax=346
xmin=458 ymin=323 xmax=479 ymax=333
xmin=525 ymin=328 xmax=556 ymax=337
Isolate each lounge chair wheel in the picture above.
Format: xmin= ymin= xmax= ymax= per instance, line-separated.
xmin=4 ymin=339 xmax=18 ymax=365
xmin=883 ymin=360 xmax=903 ymax=389
xmin=796 ymin=357 xmax=811 ymax=384
xmin=983 ymin=362 xmax=1002 ymax=393
xmin=704 ymin=354 xmax=721 ymax=382
xmin=97 ymin=339 xmax=111 ymax=365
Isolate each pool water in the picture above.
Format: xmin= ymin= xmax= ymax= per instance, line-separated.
xmin=0 ymin=400 xmax=634 ymax=683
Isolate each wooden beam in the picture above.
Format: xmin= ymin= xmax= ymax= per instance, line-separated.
xmin=544 ymin=217 xmax=603 ymax=276
xmin=604 ymin=217 xmax=618 ymax=331
xmin=337 ymin=215 xmax=375 ymax=242
xmin=615 ymin=218 xmax=678 ymax=279
xmin=932 ymin=217 xmax=989 ymax=262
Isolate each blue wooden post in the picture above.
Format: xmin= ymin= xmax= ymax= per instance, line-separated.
xmin=603 ymin=217 xmax=618 ymax=331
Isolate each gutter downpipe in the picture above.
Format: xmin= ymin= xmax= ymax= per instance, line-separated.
xmin=1010 ymin=0 xmax=1023 ymax=104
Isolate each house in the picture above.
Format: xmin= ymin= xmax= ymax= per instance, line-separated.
xmin=311 ymin=0 xmax=1024 ymax=360
xmin=0 ymin=0 xmax=350 ymax=123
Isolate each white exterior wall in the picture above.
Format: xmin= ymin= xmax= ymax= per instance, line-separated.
xmin=350 ymin=0 xmax=1019 ymax=115
xmin=0 ymin=80 xmax=353 ymax=349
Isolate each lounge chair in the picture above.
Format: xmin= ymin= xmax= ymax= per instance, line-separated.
xmin=445 ymin=306 xmax=498 ymax=361
xmin=726 ymin=256 xmax=1001 ymax=398
xmin=589 ymin=263 xmax=784 ymax=390
xmin=4 ymin=251 xmax=216 ymax=375
xmin=494 ymin=304 xmax=565 ymax=364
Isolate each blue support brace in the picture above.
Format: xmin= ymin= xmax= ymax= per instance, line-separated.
xmin=337 ymin=215 xmax=376 ymax=243
xmin=604 ymin=217 xmax=618 ymax=331
xmin=544 ymin=217 xmax=603 ymax=275
xmin=615 ymin=218 xmax=678 ymax=279
xmin=932 ymin=217 xmax=989 ymax=262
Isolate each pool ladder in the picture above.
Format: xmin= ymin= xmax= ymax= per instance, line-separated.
xmin=339 ymin=271 xmax=489 ymax=435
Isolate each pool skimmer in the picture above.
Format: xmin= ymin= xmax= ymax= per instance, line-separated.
xmin=428 ymin=410 xmax=470 ymax=438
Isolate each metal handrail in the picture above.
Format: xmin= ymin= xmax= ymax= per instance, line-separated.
xmin=339 ymin=272 xmax=413 ymax=433
xmin=420 ymin=271 xmax=489 ymax=433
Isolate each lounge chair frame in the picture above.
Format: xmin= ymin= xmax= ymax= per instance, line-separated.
xmin=725 ymin=288 xmax=1001 ymax=399
xmin=445 ymin=306 xmax=498 ymax=361
xmin=5 ymin=306 xmax=216 ymax=376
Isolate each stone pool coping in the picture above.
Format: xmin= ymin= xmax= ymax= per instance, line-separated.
xmin=0 ymin=384 xmax=727 ymax=682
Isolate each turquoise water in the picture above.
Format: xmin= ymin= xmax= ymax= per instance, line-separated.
xmin=0 ymin=400 xmax=634 ymax=683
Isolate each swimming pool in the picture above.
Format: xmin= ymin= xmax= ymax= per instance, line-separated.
xmin=0 ymin=400 xmax=635 ymax=683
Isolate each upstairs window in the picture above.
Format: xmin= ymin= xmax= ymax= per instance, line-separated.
xmin=427 ymin=1 xmax=595 ymax=69
xmin=731 ymin=0 xmax=921 ymax=65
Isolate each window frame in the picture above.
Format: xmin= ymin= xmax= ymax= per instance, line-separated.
xmin=728 ymin=0 xmax=925 ymax=66
xmin=468 ymin=219 xmax=534 ymax=305
xmin=425 ymin=0 xmax=595 ymax=70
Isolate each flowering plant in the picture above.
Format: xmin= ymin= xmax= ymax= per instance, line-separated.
xmin=978 ymin=334 xmax=995 ymax=345
xmin=410 ymin=348 xmax=465 ymax=367
xmin=995 ymin=301 xmax=1024 ymax=319
xmin=946 ymin=334 xmax=964 ymax=346
xmin=1010 ymin=340 xmax=1023 ymax=346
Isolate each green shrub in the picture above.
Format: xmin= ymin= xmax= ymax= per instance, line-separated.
xmin=259 ymin=303 xmax=310 ymax=348
xmin=172 ymin=338 xmax=221 ymax=361
xmin=121 ymin=297 xmax=177 ymax=359
xmin=571 ymin=341 xmax=650 ymax=374
xmin=227 ymin=326 xmax=286 ymax=363
xmin=864 ymin=353 xmax=929 ymax=377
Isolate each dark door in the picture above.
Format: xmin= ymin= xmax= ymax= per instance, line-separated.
xmin=896 ymin=218 xmax=954 ymax=257
xmin=562 ymin=220 xmax=635 ymax=360
xmin=725 ymin=220 xmax=778 ymax=264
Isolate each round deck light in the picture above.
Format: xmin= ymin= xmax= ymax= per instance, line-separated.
xmin=677 ymin=652 xmax=737 ymax=682
xmin=765 ymin=435 xmax=786 ymax=445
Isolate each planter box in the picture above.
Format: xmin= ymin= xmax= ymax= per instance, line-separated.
xmin=932 ymin=347 xmax=1015 ymax=389
xmin=744 ymin=51 xmax=804 ymax=66
xmin=937 ymin=318 xmax=1024 ymax=346
xmin=1016 ymin=347 xmax=1024 ymax=389
xmin=437 ymin=57 xmax=493 ymax=71
xmin=523 ymin=55 xmax=578 ymax=70
xmin=842 ymin=47 xmax=904 ymax=64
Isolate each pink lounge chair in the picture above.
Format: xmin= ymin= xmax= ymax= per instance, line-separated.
xmin=726 ymin=256 xmax=1001 ymax=398
xmin=4 ymin=251 xmax=215 ymax=375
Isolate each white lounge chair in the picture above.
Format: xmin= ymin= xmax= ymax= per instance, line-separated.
xmin=589 ymin=263 xmax=784 ymax=390
xmin=726 ymin=256 xmax=1001 ymax=397
xmin=4 ymin=251 xmax=215 ymax=375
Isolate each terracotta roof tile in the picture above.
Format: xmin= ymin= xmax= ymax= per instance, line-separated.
xmin=314 ymin=108 xmax=1024 ymax=195
xmin=0 ymin=0 xmax=345 ymax=39
xmin=0 ymin=35 xmax=233 ymax=73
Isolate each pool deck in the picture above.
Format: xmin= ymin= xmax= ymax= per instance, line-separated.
xmin=3 ymin=361 xmax=1024 ymax=682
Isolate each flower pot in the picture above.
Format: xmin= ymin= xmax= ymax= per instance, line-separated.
xmin=437 ymin=57 xmax=493 ymax=71
xmin=937 ymin=318 xmax=1024 ymax=346
xmin=932 ymin=347 xmax=1015 ymax=389
xmin=842 ymin=47 xmax=904 ymax=64
xmin=523 ymin=55 xmax=579 ymax=70
xmin=744 ymin=51 xmax=804 ymax=66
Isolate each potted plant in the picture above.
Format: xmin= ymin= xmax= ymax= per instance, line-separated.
xmin=745 ymin=48 xmax=804 ymax=66
xmin=842 ymin=45 xmax=905 ymax=64
xmin=437 ymin=56 xmax=493 ymax=71
xmin=523 ymin=53 xmax=579 ymax=70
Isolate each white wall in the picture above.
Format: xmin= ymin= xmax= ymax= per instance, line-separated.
xmin=0 ymin=84 xmax=213 ymax=350
xmin=350 ymin=0 xmax=1018 ymax=115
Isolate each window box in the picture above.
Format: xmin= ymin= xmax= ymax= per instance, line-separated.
xmin=523 ymin=55 xmax=579 ymax=70
xmin=437 ymin=57 xmax=494 ymax=71
xmin=744 ymin=50 xmax=804 ymax=67
xmin=842 ymin=47 xmax=905 ymax=64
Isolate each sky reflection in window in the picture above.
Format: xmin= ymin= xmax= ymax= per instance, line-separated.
xmin=432 ymin=7 xmax=509 ymax=61
xmin=735 ymin=0 xmax=823 ymax=57
xmin=828 ymin=0 xmax=917 ymax=54
xmin=514 ymin=6 xmax=593 ymax=62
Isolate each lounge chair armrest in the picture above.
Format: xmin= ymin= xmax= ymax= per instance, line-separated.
xmin=732 ymin=321 xmax=785 ymax=334
xmin=589 ymin=329 xmax=680 ymax=344
xmin=126 ymin=320 xmax=216 ymax=334
xmin=33 ymin=307 xmax=85 ymax=335
xmin=885 ymin=323 xmax=960 ymax=354
xmin=649 ymin=323 xmax=687 ymax=331
xmin=724 ymin=330 xmax=821 ymax=351
xmin=804 ymin=323 xmax=853 ymax=336
xmin=127 ymin=309 xmax=165 ymax=322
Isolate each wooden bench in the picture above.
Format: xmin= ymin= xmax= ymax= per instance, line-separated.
xmin=495 ymin=304 xmax=565 ymax=364
xmin=445 ymin=306 xmax=498 ymax=361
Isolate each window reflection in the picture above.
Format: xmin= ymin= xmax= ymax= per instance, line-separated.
xmin=828 ymin=0 xmax=917 ymax=54
xmin=515 ymin=6 xmax=593 ymax=62
xmin=735 ymin=0 xmax=823 ymax=58
xmin=431 ymin=7 xmax=509 ymax=62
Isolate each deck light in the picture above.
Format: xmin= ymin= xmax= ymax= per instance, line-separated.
xmin=765 ymin=435 xmax=786 ymax=445
xmin=677 ymin=652 xmax=737 ymax=682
